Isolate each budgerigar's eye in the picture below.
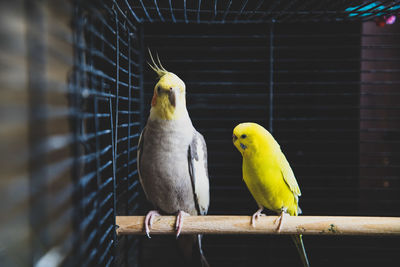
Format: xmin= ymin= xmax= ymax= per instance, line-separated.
xmin=157 ymin=87 xmax=161 ymax=93
xmin=241 ymin=134 xmax=247 ymax=139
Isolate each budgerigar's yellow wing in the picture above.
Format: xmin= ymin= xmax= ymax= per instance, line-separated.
xmin=278 ymin=151 xmax=301 ymax=198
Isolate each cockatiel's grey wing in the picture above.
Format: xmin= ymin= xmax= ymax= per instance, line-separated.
xmin=188 ymin=131 xmax=210 ymax=215
xmin=137 ymin=127 xmax=150 ymax=200
xmin=186 ymin=131 xmax=210 ymax=267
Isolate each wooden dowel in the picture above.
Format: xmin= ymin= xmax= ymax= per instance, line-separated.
xmin=116 ymin=215 xmax=400 ymax=236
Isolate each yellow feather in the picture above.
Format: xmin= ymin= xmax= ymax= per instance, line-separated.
xmin=233 ymin=122 xmax=299 ymax=215
xmin=147 ymin=49 xmax=168 ymax=78
xmin=233 ymin=122 xmax=309 ymax=267
xmin=147 ymin=51 xmax=187 ymax=121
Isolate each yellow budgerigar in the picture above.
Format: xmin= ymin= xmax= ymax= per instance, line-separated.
xmin=232 ymin=122 xmax=310 ymax=267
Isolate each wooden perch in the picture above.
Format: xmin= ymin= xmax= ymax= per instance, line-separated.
xmin=116 ymin=215 xmax=400 ymax=236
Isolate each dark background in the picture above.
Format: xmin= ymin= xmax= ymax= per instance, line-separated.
xmin=139 ymin=22 xmax=400 ymax=267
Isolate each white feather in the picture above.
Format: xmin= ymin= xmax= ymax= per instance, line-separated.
xmin=192 ymin=139 xmax=210 ymax=214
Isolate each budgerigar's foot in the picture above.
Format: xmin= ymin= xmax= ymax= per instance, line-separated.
xmin=251 ymin=207 xmax=266 ymax=227
xmin=175 ymin=210 xmax=190 ymax=238
xmin=274 ymin=211 xmax=289 ymax=232
xmin=144 ymin=210 xmax=161 ymax=238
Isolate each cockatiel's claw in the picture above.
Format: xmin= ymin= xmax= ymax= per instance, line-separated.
xmin=144 ymin=210 xmax=161 ymax=238
xmin=275 ymin=211 xmax=289 ymax=232
xmin=175 ymin=211 xmax=190 ymax=238
xmin=251 ymin=207 xmax=265 ymax=227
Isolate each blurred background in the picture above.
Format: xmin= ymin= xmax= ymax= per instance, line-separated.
xmin=1 ymin=0 xmax=400 ymax=266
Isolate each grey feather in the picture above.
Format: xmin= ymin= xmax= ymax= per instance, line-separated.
xmin=137 ymin=114 xmax=210 ymax=216
xmin=137 ymin=118 xmax=197 ymax=214
xmin=137 ymin=127 xmax=150 ymax=201
xmin=137 ymin=116 xmax=210 ymax=266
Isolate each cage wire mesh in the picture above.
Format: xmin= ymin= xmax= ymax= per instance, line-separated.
xmin=0 ymin=0 xmax=400 ymax=267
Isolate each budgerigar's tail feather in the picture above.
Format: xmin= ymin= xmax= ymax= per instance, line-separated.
xmin=177 ymin=234 xmax=209 ymax=267
xmin=291 ymin=234 xmax=310 ymax=267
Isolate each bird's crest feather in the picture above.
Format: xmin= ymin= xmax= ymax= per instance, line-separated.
xmin=148 ymin=49 xmax=169 ymax=78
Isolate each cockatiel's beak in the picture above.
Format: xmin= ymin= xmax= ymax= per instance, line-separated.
xmin=168 ymin=87 xmax=177 ymax=108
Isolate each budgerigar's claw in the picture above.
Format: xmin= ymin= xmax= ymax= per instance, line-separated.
xmin=175 ymin=211 xmax=190 ymax=238
xmin=251 ymin=207 xmax=265 ymax=227
xmin=144 ymin=210 xmax=161 ymax=238
xmin=275 ymin=211 xmax=289 ymax=232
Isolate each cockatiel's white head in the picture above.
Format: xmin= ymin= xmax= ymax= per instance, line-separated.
xmin=148 ymin=51 xmax=187 ymax=121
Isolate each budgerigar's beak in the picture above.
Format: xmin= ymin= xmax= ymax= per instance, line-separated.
xmin=232 ymin=134 xmax=238 ymax=143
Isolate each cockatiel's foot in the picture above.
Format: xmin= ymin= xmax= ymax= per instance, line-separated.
xmin=275 ymin=210 xmax=289 ymax=232
xmin=144 ymin=210 xmax=161 ymax=238
xmin=175 ymin=210 xmax=190 ymax=238
xmin=251 ymin=207 xmax=266 ymax=227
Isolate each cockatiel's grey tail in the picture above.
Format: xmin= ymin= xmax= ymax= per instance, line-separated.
xmin=138 ymin=52 xmax=210 ymax=266
xmin=178 ymin=235 xmax=210 ymax=267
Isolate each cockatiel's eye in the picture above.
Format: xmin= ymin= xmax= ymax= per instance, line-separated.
xmin=157 ymin=87 xmax=161 ymax=93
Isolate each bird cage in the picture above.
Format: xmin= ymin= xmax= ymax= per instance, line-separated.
xmin=1 ymin=0 xmax=400 ymax=266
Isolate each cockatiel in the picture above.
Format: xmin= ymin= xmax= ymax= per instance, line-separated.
xmin=232 ymin=122 xmax=310 ymax=267
xmin=137 ymin=51 xmax=210 ymax=267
